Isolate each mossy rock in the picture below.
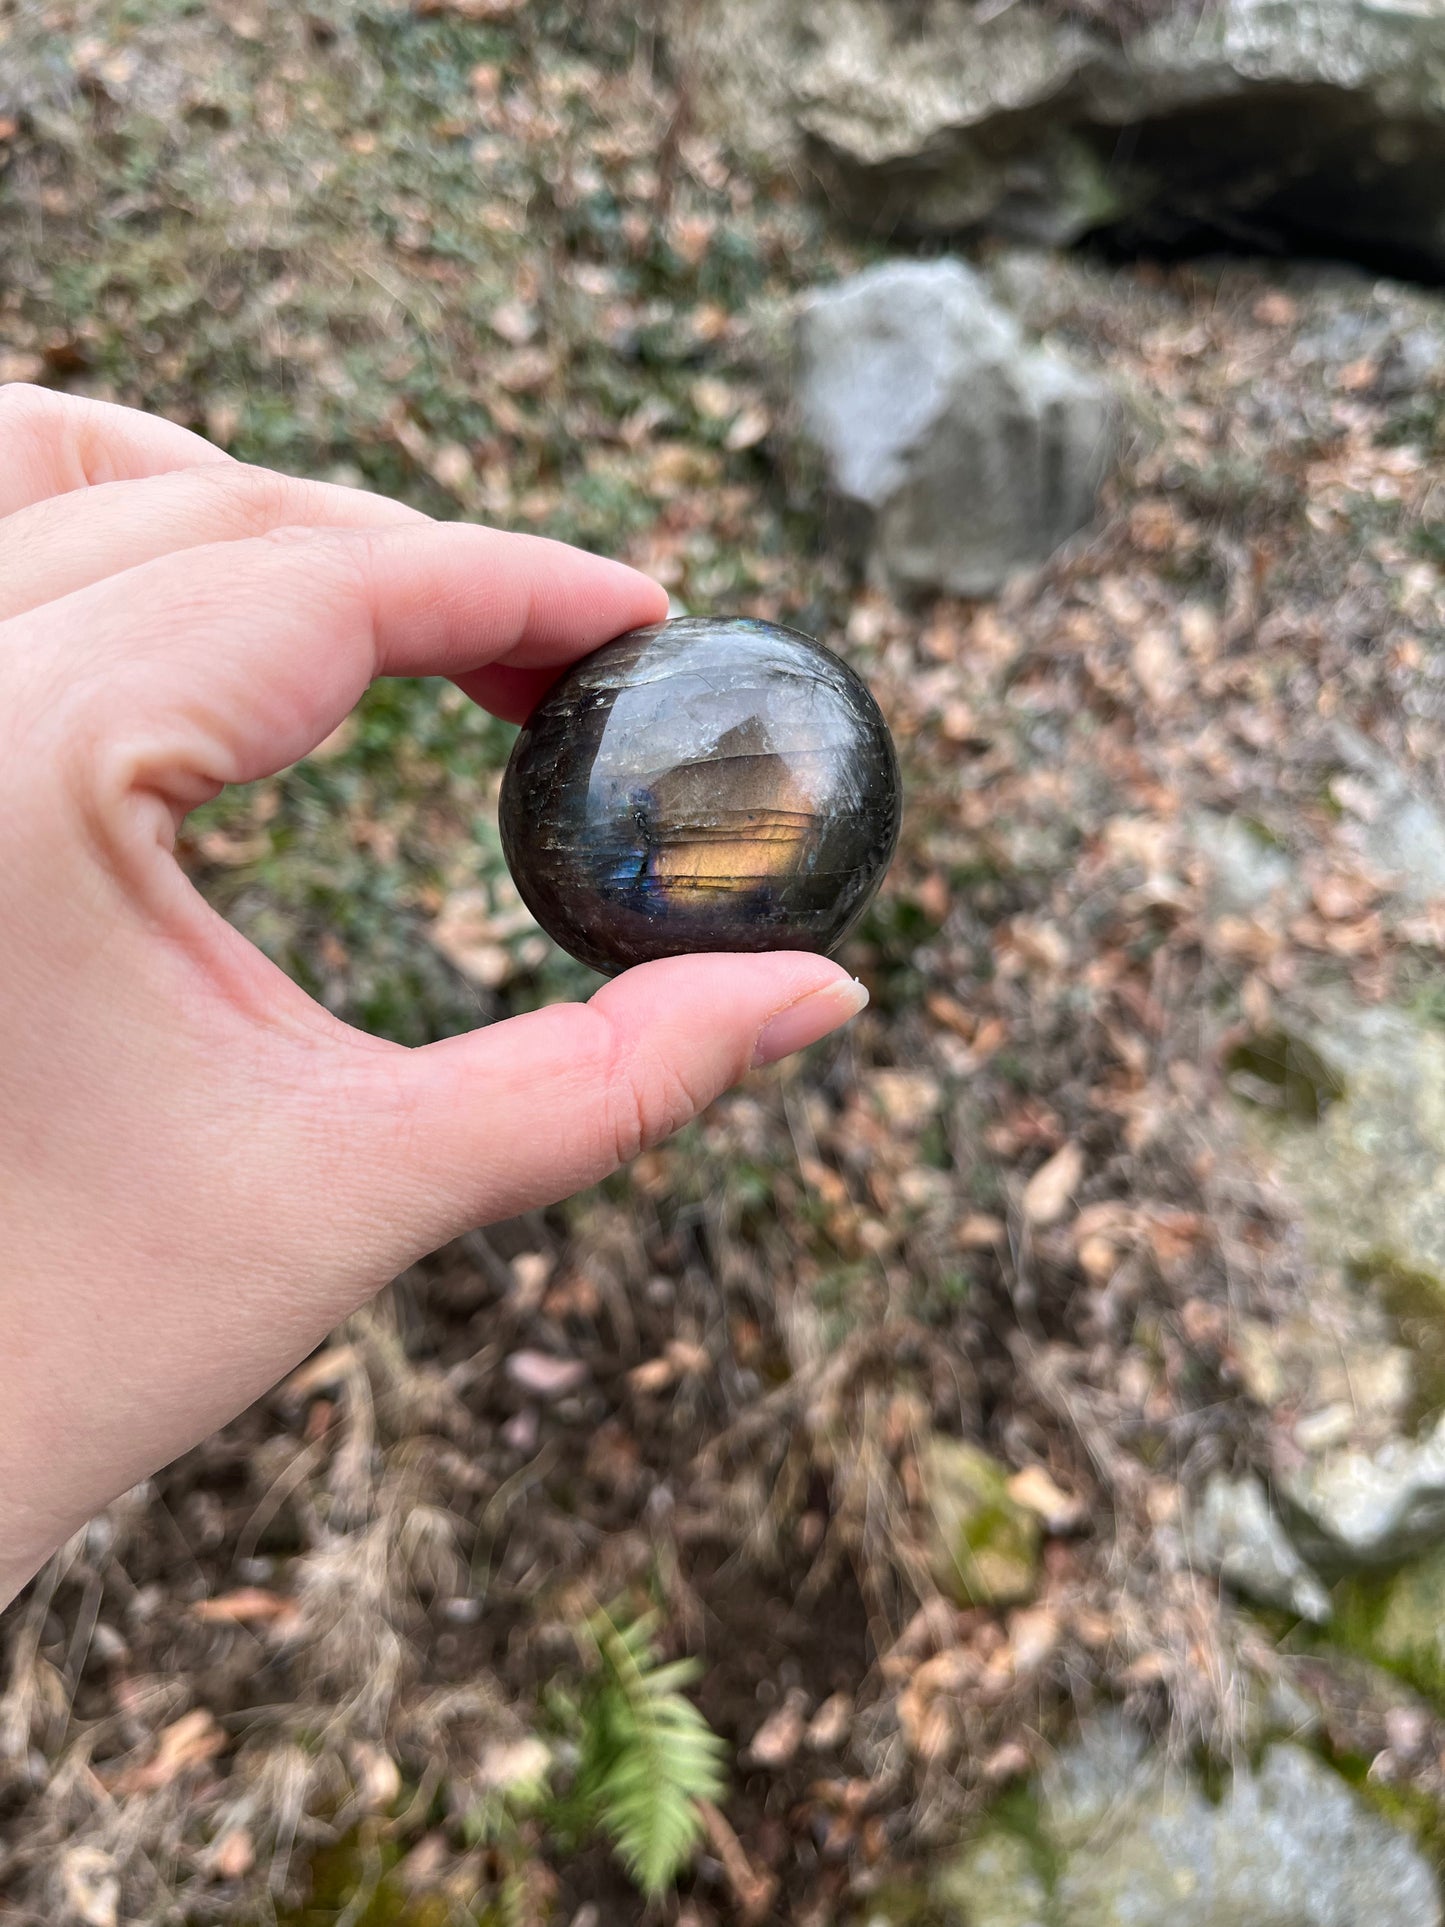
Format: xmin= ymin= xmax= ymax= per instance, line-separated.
xmin=920 ymin=1437 xmax=1041 ymax=1609
xmin=1333 ymin=1544 xmax=1445 ymax=1704
xmin=930 ymin=1720 xmax=1440 ymax=1927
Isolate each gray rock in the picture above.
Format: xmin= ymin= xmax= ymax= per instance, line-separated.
xmin=1253 ymin=1003 xmax=1445 ymax=1294
xmin=1188 ymin=811 xmax=1301 ymax=920
xmin=937 ymin=1718 xmax=1440 ymax=1927
xmin=1190 ymin=1472 xmax=1332 ymax=1622
xmin=682 ymin=0 xmax=1445 ymax=273
xmin=1232 ymin=1000 xmax=1445 ymax=1566
xmin=1284 ymin=1412 xmax=1445 ymax=1572
xmin=794 ymin=260 xmax=1116 ymax=597
xmin=1330 ymin=726 xmax=1445 ymax=909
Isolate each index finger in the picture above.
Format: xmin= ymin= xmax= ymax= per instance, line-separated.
xmin=0 ymin=384 xmax=232 ymax=517
xmin=19 ymin=519 xmax=669 ymax=792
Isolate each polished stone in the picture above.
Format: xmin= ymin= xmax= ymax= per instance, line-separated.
xmin=499 ymin=616 xmax=901 ymax=976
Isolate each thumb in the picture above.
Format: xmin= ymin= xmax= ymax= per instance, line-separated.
xmin=350 ymin=952 xmax=868 ymax=1263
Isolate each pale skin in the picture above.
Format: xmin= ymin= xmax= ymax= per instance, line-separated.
xmin=0 ymin=386 xmax=869 ymax=1610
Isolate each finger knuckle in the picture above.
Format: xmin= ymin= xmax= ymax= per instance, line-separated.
xmin=595 ymin=1025 xmax=705 ymax=1167
xmin=0 ymin=381 xmax=61 ymax=452
xmin=192 ymin=459 xmax=307 ymax=532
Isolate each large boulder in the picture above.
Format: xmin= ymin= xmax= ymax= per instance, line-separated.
xmin=680 ymin=0 xmax=1445 ymax=274
xmin=793 ymin=259 xmax=1116 ymax=597
xmin=933 ymin=1719 xmax=1441 ymax=1927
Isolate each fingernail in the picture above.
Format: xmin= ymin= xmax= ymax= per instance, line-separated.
xmin=751 ymin=977 xmax=869 ymax=1069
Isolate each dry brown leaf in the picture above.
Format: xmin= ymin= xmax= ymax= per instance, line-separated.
xmin=488 ymin=298 xmax=537 ymax=345
xmin=1310 ymin=870 xmax=1381 ymax=921
xmin=1142 ymin=1207 xmax=1207 ymax=1273
xmin=191 ymin=1589 xmax=301 ymax=1632
xmin=430 ymin=889 xmax=514 ymax=988
xmin=980 ymin=1738 xmax=1033 ymax=1782
xmin=926 ymin=991 xmax=976 ymax=1040
xmin=628 ymin=1355 xmax=677 ymax=1395
xmin=725 ymin=402 xmax=771 ymax=452
xmin=493 ymin=346 xmax=556 ymax=395
xmin=0 ymin=350 xmax=45 ymax=383
xmin=806 ymin=1692 xmax=852 ymax=1752
xmin=208 ymin=1829 xmax=254 ymax=1882
xmin=60 ymin=1849 xmax=119 ymax=1927
xmin=505 ymin=1350 xmax=587 ymax=1398
xmin=281 ymin=1344 xmax=360 ymax=1401
xmin=1077 ymin=1233 xmax=1120 ymax=1282
xmin=744 ymin=1690 xmax=809 ymax=1770
xmin=349 ymin=1740 xmax=403 ymax=1812
xmin=956 ymin=1212 xmax=1007 ymax=1250
xmin=416 ymin=0 xmax=524 ymax=18
xmin=1022 ymin=1141 xmax=1085 ymax=1228
xmin=109 ymin=1709 xmax=226 ymax=1794
xmin=867 ymin=1069 xmax=943 ymax=1131
xmin=969 ymin=1016 xmax=1010 ymax=1064
xmin=1006 ymin=1465 xmax=1084 ymax=1533
xmin=690 ymin=375 xmax=734 ymax=420
xmin=1253 ymin=291 xmax=1298 ymax=327
xmin=1006 ymin=1605 xmax=1061 ymax=1675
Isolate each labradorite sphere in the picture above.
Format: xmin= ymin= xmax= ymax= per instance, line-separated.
xmin=498 ymin=616 xmax=901 ymax=977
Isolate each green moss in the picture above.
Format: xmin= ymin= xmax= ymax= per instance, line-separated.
xmin=1225 ymin=1028 xmax=1347 ymax=1124
xmin=921 ymin=1437 xmax=1041 ymax=1609
xmin=1354 ymin=1255 xmax=1445 ymax=1427
xmin=1331 ymin=1547 xmax=1445 ymax=1704
xmin=275 ymin=1828 xmax=503 ymax=1927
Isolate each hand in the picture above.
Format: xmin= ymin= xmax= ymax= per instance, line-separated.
xmin=0 ymin=387 xmax=868 ymax=1607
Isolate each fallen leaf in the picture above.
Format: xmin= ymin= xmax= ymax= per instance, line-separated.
xmin=690 ymin=375 xmax=734 ymax=420
xmin=725 ymin=402 xmax=771 ymax=452
xmin=980 ymin=1738 xmax=1032 ymax=1782
xmin=208 ymin=1829 xmax=254 ymax=1882
xmin=0 ymin=350 xmax=44 ymax=383
xmin=191 ymin=1589 xmax=301 ymax=1632
xmin=956 ymin=1213 xmax=1007 ymax=1250
xmin=806 ymin=1692 xmax=852 ymax=1752
xmin=489 ymin=300 xmax=537 ymax=345
xmin=1310 ymin=870 xmax=1380 ymax=921
xmin=493 ymin=346 xmax=556 ymax=395
xmin=108 ymin=1708 xmax=226 ymax=1794
xmin=431 ymin=890 xmax=514 ymax=988
xmin=416 ymin=0 xmax=524 ymax=18
xmin=1006 ymin=1605 xmax=1061 ymax=1674
xmin=744 ymin=1690 xmax=809 ymax=1770
xmin=1077 ymin=1232 xmax=1120 ymax=1282
xmin=1006 ymin=1465 xmax=1084 ymax=1533
xmin=628 ymin=1355 xmax=676 ymax=1395
xmin=281 ymin=1344 xmax=359 ymax=1401
xmin=1022 ymin=1141 xmax=1085 ymax=1228
xmin=1253 ymin=291 xmax=1298 ymax=327
xmin=867 ymin=1069 xmax=943 ymax=1131
xmin=478 ymin=1735 xmax=552 ymax=1793
xmin=505 ymin=1350 xmax=587 ymax=1398
xmin=349 ymin=1740 xmax=403 ymax=1811
xmin=60 ymin=1849 xmax=118 ymax=1927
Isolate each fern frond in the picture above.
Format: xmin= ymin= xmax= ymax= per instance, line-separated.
xmin=576 ymin=1603 xmax=728 ymax=1897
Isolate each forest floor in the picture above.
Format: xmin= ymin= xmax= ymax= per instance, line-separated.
xmin=3 ymin=1 xmax=1445 ymax=1923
